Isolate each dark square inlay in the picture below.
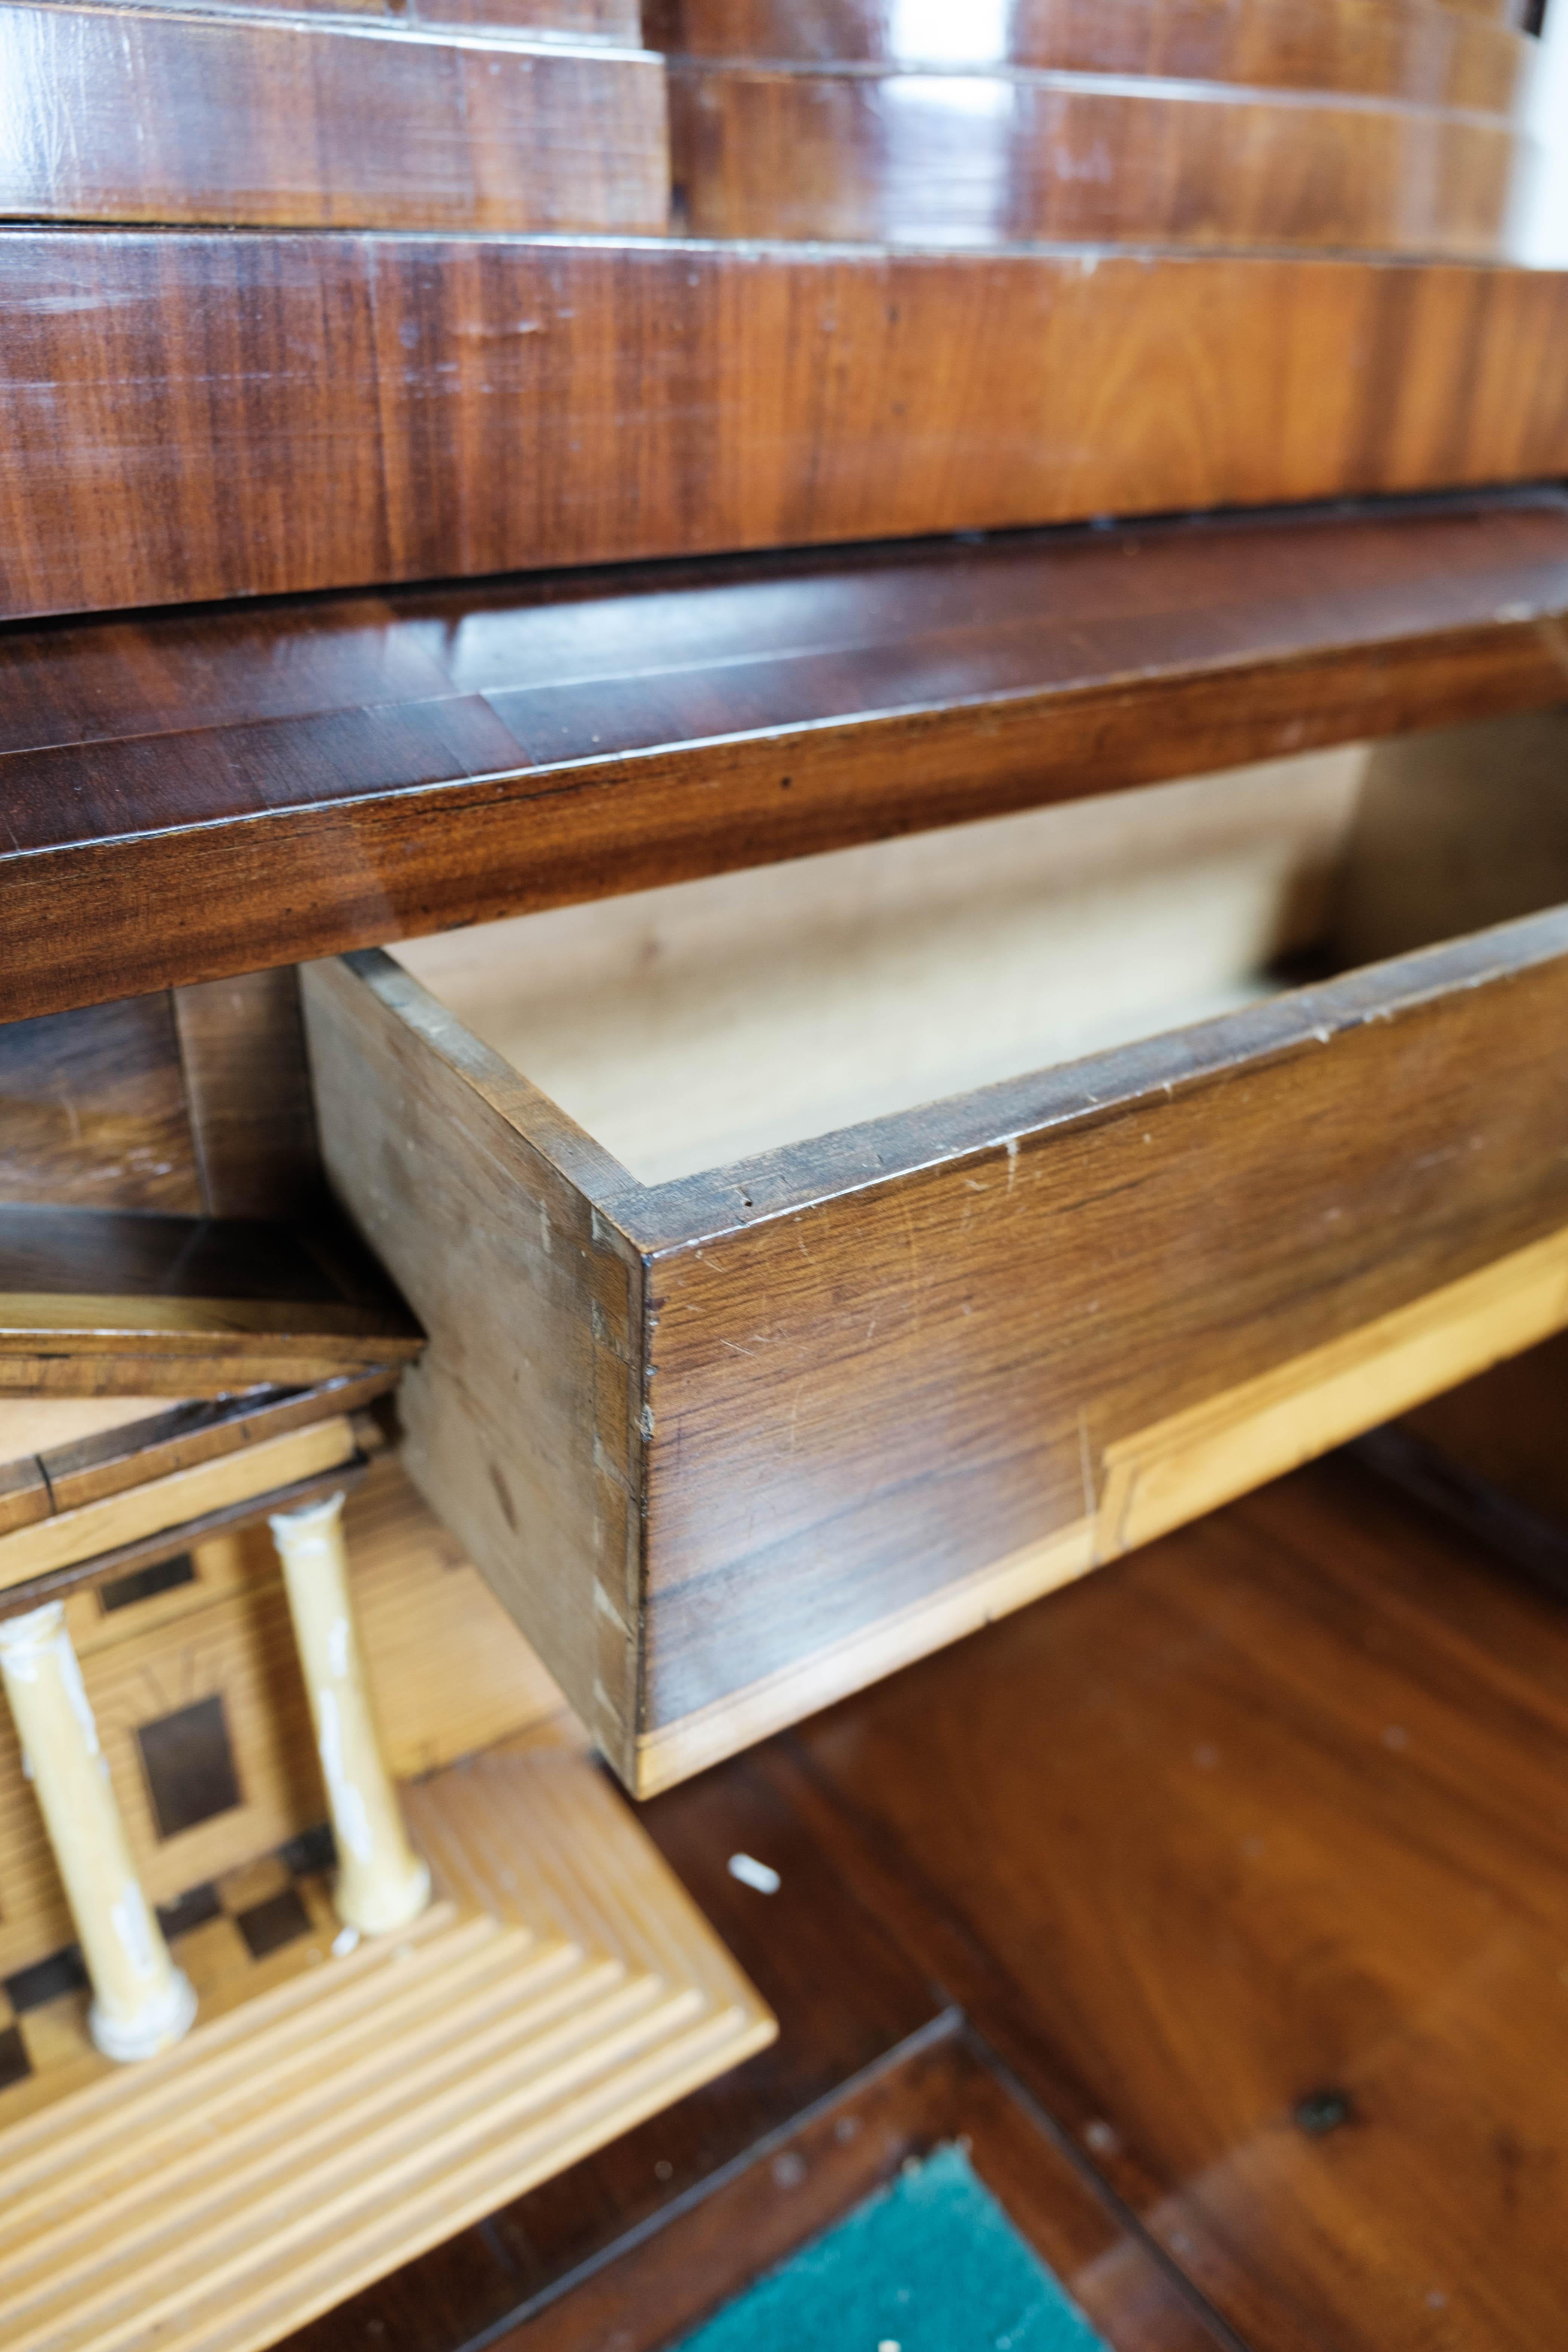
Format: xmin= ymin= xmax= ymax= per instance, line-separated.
xmin=5 ymin=1944 xmax=88 ymax=2015
xmin=156 ymin=1882 xmax=223 ymax=1942
xmin=237 ymin=1885 xmax=314 ymax=1960
xmin=0 ymin=2024 xmax=31 ymax=2092
xmin=99 ymin=1551 xmax=198 ymax=1614
xmin=137 ymin=1693 xmax=242 ymax=1839
xmin=279 ymin=1821 xmax=336 ymax=1878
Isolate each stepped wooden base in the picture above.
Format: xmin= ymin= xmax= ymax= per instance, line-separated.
xmin=0 ymin=1727 xmax=774 ymax=2352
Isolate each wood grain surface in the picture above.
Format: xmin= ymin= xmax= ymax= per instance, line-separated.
xmin=1390 ymin=1326 xmax=1568 ymax=1542
xmin=669 ymin=68 xmax=1522 ymax=253
xmin=0 ymin=1374 xmax=395 ymax=1522
xmin=145 ymin=0 xmax=642 ymax=28
xmin=7 ymin=490 xmax=1568 ymax=1023
xmin=0 ymin=973 xmax=419 ymax=1392
xmin=170 ymin=971 xmax=319 ymax=1220
xmin=1 ymin=976 xmax=315 ymax=1212
xmin=3 ymin=236 xmax=1568 ymax=626
xmin=0 ymin=8 xmax=668 ymax=232
xmin=779 ymin=1450 xmax=1568 ymax=2352
xmin=625 ymin=913 xmax=1568 ymax=1772
xmin=646 ymin=0 xmax=1530 ymax=111
xmin=299 ymin=950 xmax=646 ymax=1781
xmin=0 ymin=997 xmax=203 ymax=1212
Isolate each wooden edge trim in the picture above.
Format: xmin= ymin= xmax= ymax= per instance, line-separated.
xmin=0 ymin=1294 xmax=424 ymax=1348
xmin=612 ymin=905 xmax=1568 ymax=1248
xmin=634 ymin=1220 xmax=1568 ymax=1794
xmin=0 ymin=1457 xmax=51 ymax=1537
xmin=33 ymin=1370 xmax=399 ymax=1516
xmin=0 ymin=1414 xmax=359 ymax=1589
xmin=634 ymin=1521 xmax=1098 ymax=1794
xmin=1096 ymin=1221 xmax=1568 ymax=1555
xmin=0 ymin=1357 xmax=406 ymax=1399
xmin=319 ymin=954 xmax=638 ymax=1210
xmin=0 ymin=1458 xmax=371 ymax=1621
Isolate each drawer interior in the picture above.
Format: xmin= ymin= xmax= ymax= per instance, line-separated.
xmin=388 ymin=710 xmax=1568 ymax=1188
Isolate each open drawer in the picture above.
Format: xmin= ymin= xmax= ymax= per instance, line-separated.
xmin=300 ymin=709 xmax=1568 ymax=1795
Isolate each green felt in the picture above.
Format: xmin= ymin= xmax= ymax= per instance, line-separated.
xmin=673 ymin=2140 xmax=1112 ymax=2352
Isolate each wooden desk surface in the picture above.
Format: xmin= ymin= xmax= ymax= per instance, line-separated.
xmin=6 ymin=487 xmax=1568 ymax=1021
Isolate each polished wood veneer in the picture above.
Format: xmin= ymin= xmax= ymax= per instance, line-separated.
xmin=773 ymin=1455 xmax=1568 ymax=2352
xmin=7 ymin=491 xmax=1568 ymax=1022
xmin=4 ymin=236 xmax=1568 ymax=626
xmin=648 ymin=0 xmax=1530 ymax=110
xmin=0 ymin=7 xmax=668 ymax=233
xmin=669 ymin=70 xmax=1522 ymax=254
xmin=116 ymin=0 xmax=640 ymax=31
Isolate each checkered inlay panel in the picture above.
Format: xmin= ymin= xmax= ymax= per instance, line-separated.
xmin=0 ymin=1822 xmax=339 ymax=2093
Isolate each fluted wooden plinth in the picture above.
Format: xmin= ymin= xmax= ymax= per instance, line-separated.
xmin=0 ymin=1726 xmax=774 ymax=2352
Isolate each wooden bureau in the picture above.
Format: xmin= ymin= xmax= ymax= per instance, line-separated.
xmin=2 ymin=0 xmax=1567 ymax=2338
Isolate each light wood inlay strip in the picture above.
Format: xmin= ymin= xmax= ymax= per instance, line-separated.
xmin=0 ymin=1296 xmax=419 ymax=1344
xmin=0 ymin=1418 xmax=357 ymax=1587
xmin=635 ymin=1223 xmax=1568 ymax=1793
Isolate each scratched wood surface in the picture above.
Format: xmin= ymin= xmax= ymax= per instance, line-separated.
xmin=6 ymin=491 xmax=1568 ymax=1022
xmin=3 ymin=237 xmax=1568 ymax=627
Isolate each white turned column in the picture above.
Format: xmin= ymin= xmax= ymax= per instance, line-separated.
xmin=0 ymin=1603 xmax=196 ymax=2063
xmin=270 ymin=1491 xmax=430 ymax=1937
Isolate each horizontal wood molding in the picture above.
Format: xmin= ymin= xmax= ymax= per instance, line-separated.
xmin=3 ymin=237 xmax=1568 ymax=627
xmin=649 ymin=0 xmax=1530 ymax=112
xmin=0 ymin=1198 xmax=423 ymax=1396
xmin=6 ymin=492 xmax=1568 ymax=1022
xmin=0 ymin=1415 xmax=358 ymax=1589
xmin=670 ymin=69 xmax=1522 ymax=255
xmin=0 ymin=1375 xmax=397 ymax=1516
xmin=0 ymin=8 xmax=669 ymax=233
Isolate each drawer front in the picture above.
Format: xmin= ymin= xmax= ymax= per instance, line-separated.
xmin=303 ymin=898 xmax=1568 ymax=1796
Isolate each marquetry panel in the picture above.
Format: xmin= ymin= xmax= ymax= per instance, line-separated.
xmin=0 ymin=1460 xmax=561 ymax=1978
xmin=0 ymin=1731 xmax=772 ymax=2352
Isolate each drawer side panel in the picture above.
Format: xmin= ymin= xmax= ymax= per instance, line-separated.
xmin=299 ymin=957 xmax=645 ymax=1778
